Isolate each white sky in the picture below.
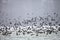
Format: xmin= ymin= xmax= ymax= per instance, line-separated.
xmin=1 ymin=0 xmax=60 ymax=21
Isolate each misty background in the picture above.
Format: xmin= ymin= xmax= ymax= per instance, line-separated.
xmin=0 ymin=0 xmax=60 ymax=25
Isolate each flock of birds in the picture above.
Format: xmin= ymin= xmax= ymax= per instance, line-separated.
xmin=0 ymin=13 xmax=60 ymax=36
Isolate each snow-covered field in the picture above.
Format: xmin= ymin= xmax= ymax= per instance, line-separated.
xmin=0 ymin=31 xmax=60 ymax=40
xmin=0 ymin=25 xmax=60 ymax=40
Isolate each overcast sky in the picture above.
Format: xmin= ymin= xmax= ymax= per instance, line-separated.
xmin=0 ymin=0 xmax=60 ymax=24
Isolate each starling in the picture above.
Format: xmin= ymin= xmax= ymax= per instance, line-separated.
xmin=10 ymin=22 xmax=12 ymax=24
xmin=49 ymin=22 xmax=52 ymax=26
xmin=51 ymin=18 xmax=55 ymax=21
xmin=36 ymin=34 xmax=38 ymax=36
xmin=58 ymin=24 xmax=60 ymax=26
xmin=54 ymin=13 xmax=56 ymax=15
xmin=23 ymin=32 xmax=25 ymax=35
xmin=58 ymin=27 xmax=60 ymax=31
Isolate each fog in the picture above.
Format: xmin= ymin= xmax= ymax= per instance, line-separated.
xmin=1 ymin=0 xmax=58 ymax=18
xmin=0 ymin=0 xmax=60 ymax=24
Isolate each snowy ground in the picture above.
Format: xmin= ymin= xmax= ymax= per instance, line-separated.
xmin=0 ymin=32 xmax=60 ymax=40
